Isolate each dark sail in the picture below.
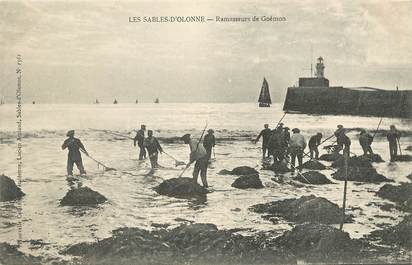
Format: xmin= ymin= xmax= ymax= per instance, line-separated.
xmin=258 ymin=78 xmax=271 ymax=107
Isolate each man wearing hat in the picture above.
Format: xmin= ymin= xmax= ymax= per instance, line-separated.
xmin=144 ymin=130 xmax=163 ymax=169
xmin=254 ymin=124 xmax=271 ymax=159
xmin=62 ymin=130 xmax=88 ymax=176
xmin=308 ymin=132 xmax=323 ymax=159
xmin=134 ymin=124 xmax=146 ymax=160
xmin=359 ymin=129 xmax=373 ymax=156
xmin=387 ymin=125 xmax=400 ymax=162
xmin=203 ymin=129 xmax=216 ymax=163
xmin=181 ymin=134 xmax=209 ymax=188
xmin=289 ymin=128 xmax=306 ymax=172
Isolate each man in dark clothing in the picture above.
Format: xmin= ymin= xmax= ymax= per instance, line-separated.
xmin=359 ymin=129 xmax=373 ymax=155
xmin=309 ymin=132 xmax=322 ymax=159
xmin=268 ymin=129 xmax=284 ymax=162
xmin=62 ymin=130 xmax=88 ymax=176
xmin=334 ymin=125 xmax=348 ymax=153
xmin=203 ymin=129 xmax=216 ymax=162
xmin=134 ymin=124 xmax=146 ymax=160
xmin=144 ymin=130 xmax=163 ymax=169
xmin=387 ymin=125 xmax=400 ymax=162
xmin=254 ymin=124 xmax=271 ymax=159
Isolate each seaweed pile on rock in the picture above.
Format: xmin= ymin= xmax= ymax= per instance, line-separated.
xmin=275 ymin=223 xmax=367 ymax=262
xmin=376 ymin=183 xmax=412 ymax=212
xmin=218 ymin=166 xmax=259 ymax=177
xmin=263 ymin=161 xmax=292 ymax=173
xmin=0 ymin=242 xmax=41 ymax=265
xmin=369 ymin=215 xmax=412 ymax=249
xmin=297 ymin=160 xmax=327 ymax=170
xmin=331 ymin=156 xmax=392 ymax=183
xmin=60 ymin=187 xmax=107 ymax=206
xmin=231 ymin=175 xmax=264 ymax=189
xmin=294 ymin=171 xmax=333 ymax=185
xmin=154 ymin=178 xmax=207 ymax=198
xmin=250 ymin=195 xmax=352 ymax=224
xmin=318 ymin=153 xmax=343 ymax=162
xmin=63 ymin=223 xmax=294 ymax=265
xmin=0 ymin=175 xmax=25 ymax=202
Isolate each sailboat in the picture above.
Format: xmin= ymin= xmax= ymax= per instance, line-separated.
xmin=113 ymin=99 xmax=118 ymax=104
xmin=258 ymin=77 xmax=272 ymax=107
xmin=154 ymin=98 xmax=159 ymax=104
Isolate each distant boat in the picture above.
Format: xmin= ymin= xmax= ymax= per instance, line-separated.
xmin=32 ymin=101 xmax=35 ymax=104
xmin=135 ymin=99 xmax=138 ymax=104
xmin=154 ymin=98 xmax=159 ymax=104
xmin=0 ymin=96 xmax=4 ymax=105
xmin=95 ymin=99 xmax=99 ymax=104
xmin=258 ymin=77 xmax=272 ymax=107
xmin=113 ymin=99 xmax=118 ymax=104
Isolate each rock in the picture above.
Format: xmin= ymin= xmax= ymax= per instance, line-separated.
xmin=63 ymin=223 xmax=294 ymax=265
xmin=376 ymin=183 xmax=412 ymax=212
xmin=231 ymin=175 xmax=264 ymax=189
xmin=154 ymin=177 xmax=207 ymax=198
xmin=264 ymin=161 xmax=292 ymax=173
xmin=297 ymin=160 xmax=327 ymax=170
xmin=218 ymin=166 xmax=259 ymax=177
xmin=332 ymin=167 xmax=392 ymax=183
xmin=405 ymin=145 xmax=412 ymax=151
xmin=275 ymin=223 xmax=365 ymax=262
xmin=250 ymin=195 xmax=351 ymax=224
xmin=294 ymin=171 xmax=333 ymax=185
xmin=60 ymin=187 xmax=107 ymax=206
xmin=0 ymin=242 xmax=41 ymax=265
xmin=407 ymin=173 xmax=412 ymax=181
xmin=394 ymin=155 xmax=412 ymax=162
xmin=331 ymin=155 xmax=374 ymax=168
xmin=0 ymin=175 xmax=25 ymax=202
xmin=318 ymin=153 xmax=343 ymax=162
xmin=369 ymin=215 xmax=412 ymax=249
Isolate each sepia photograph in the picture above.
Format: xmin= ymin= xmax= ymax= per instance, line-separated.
xmin=0 ymin=0 xmax=411 ymax=264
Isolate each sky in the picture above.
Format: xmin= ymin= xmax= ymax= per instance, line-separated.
xmin=1 ymin=0 xmax=411 ymax=103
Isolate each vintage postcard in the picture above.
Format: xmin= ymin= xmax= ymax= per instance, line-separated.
xmin=0 ymin=1 xmax=411 ymax=264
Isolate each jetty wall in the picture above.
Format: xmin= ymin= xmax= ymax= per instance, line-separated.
xmin=283 ymin=87 xmax=412 ymax=118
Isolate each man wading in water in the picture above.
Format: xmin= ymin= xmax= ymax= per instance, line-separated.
xmin=62 ymin=130 xmax=88 ymax=176
xmin=181 ymin=134 xmax=208 ymax=188
xmin=203 ymin=129 xmax=216 ymax=163
xmin=254 ymin=124 xmax=271 ymax=159
xmin=144 ymin=130 xmax=163 ymax=169
xmin=134 ymin=124 xmax=146 ymax=160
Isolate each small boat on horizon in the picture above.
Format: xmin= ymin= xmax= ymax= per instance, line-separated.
xmin=95 ymin=99 xmax=99 ymax=104
xmin=258 ymin=77 xmax=272 ymax=107
xmin=154 ymin=98 xmax=159 ymax=104
xmin=113 ymin=99 xmax=118 ymax=104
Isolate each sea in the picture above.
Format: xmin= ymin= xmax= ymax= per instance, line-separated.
xmin=0 ymin=103 xmax=411 ymax=261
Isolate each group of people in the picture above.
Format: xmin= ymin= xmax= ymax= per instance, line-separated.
xmin=254 ymin=122 xmax=403 ymax=170
xmin=254 ymin=123 xmax=320 ymax=171
xmin=61 ymin=122 xmax=402 ymax=184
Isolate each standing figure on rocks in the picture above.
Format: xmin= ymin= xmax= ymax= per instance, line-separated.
xmin=309 ymin=132 xmax=322 ymax=159
xmin=289 ymin=128 xmax=306 ymax=172
xmin=268 ymin=128 xmax=284 ymax=162
xmin=62 ymin=130 xmax=88 ymax=176
xmin=203 ymin=129 xmax=216 ymax=163
xmin=134 ymin=124 xmax=146 ymax=160
xmin=282 ymin=127 xmax=291 ymax=162
xmin=334 ymin=125 xmax=351 ymax=154
xmin=254 ymin=124 xmax=271 ymax=159
xmin=181 ymin=134 xmax=208 ymax=188
xmin=359 ymin=129 xmax=374 ymax=155
xmin=387 ymin=125 xmax=400 ymax=162
xmin=144 ymin=130 xmax=163 ymax=169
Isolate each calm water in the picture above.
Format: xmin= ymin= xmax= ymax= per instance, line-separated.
xmin=0 ymin=103 xmax=411 ymax=261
